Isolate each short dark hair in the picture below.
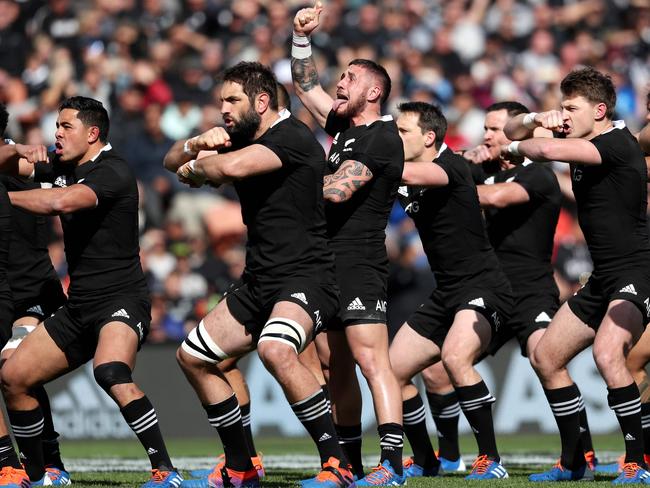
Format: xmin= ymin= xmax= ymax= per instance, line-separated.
xmin=560 ymin=67 xmax=617 ymax=119
xmin=0 ymin=103 xmax=8 ymax=137
xmin=349 ymin=59 xmax=391 ymax=105
xmin=59 ymin=96 xmax=110 ymax=142
xmin=276 ymin=82 xmax=291 ymax=111
xmin=398 ymin=101 xmax=447 ymax=149
xmin=222 ymin=61 xmax=278 ymax=111
xmin=485 ymin=101 xmax=530 ymax=117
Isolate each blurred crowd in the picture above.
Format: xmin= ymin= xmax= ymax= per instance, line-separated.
xmin=1 ymin=0 xmax=649 ymax=342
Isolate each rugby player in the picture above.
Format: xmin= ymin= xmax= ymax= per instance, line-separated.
xmin=164 ymin=61 xmax=353 ymax=488
xmin=292 ymin=3 xmax=405 ymax=485
xmin=389 ymin=101 xmax=513 ymax=480
xmin=505 ymin=67 xmax=650 ymax=483
xmin=0 ymin=96 xmax=181 ymax=488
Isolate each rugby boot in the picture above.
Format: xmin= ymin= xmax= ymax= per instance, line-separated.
xmin=140 ymin=468 xmax=183 ymax=488
xmin=355 ymin=460 xmax=405 ymax=486
xmin=465 ymin=455 xmax=509 ymax=480
xmin=529 ymin=460 xmax=594 ymax=482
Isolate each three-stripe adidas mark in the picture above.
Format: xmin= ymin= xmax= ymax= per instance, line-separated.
xmin=620 ymin=284 xmax=637 ymax=295
xmin=347 ymin=297 xmax=366 ymax=311
xmin=112 ymin=308 xmax=130 ymax=319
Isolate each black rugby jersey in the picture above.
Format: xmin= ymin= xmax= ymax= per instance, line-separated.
xmin=398 ymin=146 xmax=509 ymax=290
xmin=232 ymin=112 xmax=335 ymax=280
xmin=0 ymin=181 xmax=11 ymax=301
xmin=571 ymin=122 xmax=650 ymax=272
xmin=482 ymin=162 xmax=561 ymax=291
xmin=324 ymin=111 xmax=404 ymax=243
xmin=33 ymin=145 xmax=148 ymax=301
xmin=1 ymin=175 xmax=59 ymax=302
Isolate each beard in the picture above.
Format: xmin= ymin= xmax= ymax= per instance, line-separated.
xmin=226 ymin=108 xmax=261 ymax=147
xmin=336 ymin=95 xmax=366 ymax=119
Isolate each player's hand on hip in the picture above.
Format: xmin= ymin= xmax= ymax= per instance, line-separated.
xmin=193 ymin=127 xmax=232 ymax=152
xmin=535 ymin=111 xmax=565 ymax=132
xmin=177 ymin=162 xmax=205 ymax=188
xmin=294 ymin=1 xmax=323 ymax=36
xmin=16 ymin=144 xmax=48 ymax=164
xmin=463 ymin=145 xmax=492 ymax=164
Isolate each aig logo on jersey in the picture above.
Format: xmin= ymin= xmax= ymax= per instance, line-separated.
xmin=404 ymin=199 xmax=419 ymax=214
xmin=572 ymin=167 xmax=583 ymax=182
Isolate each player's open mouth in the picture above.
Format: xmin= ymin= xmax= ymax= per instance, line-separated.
xmin=55 ymin=142 xmax=63 ymax=154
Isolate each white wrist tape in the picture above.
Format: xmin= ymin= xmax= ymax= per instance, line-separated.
xmin=292 ymin=32 xmax=312 ymax=59
xmin=523 ymin=112 xmax=538 ymax=130
xmin=507 ymin=141 xmax=521 ymax=156
xmin=183 ymin=137 xmax=197 ymax=156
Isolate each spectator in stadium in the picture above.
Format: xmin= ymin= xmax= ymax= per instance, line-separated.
xmin=292 ymin=3 xmax=406 ymax=485
xmin=165 ymin=61 xmax=354 ymax=488
xmin=505 ymin=67 xmax=650 ymax=483
xmin=0 ymin=96 xmax=182 ymax=488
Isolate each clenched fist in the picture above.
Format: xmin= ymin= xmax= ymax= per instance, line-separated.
xmin=190 ymin=127 xmax=232 ymax=153
xmin=294 ymin=1 xmax=323 ymax=37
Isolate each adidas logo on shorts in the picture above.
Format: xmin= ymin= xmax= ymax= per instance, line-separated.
xmin=534 ymin=312 xmax=552 ymax=323
xmin=26 ymin=305 xmax=43 ymax=315
xmin=347 ymin=297 xmax=366 ymax=311
xmin=468 ymin=297 xmax=485 ymax=308
xmin=291 ymin=292 xmax=308 ymax=305
xmin=111 ymin=308 xmax=130 ymax=319
xmin=620 ymin=284 xmax=637 ymax=295
xmin=318 ymin=433 xmax=332 ymax=442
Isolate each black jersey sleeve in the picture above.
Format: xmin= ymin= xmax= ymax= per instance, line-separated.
xmin=324 ymin=110 xmax=350 ymax=137
xmin=79 ymin=163 xmax=129 ymax=202
xmin=513 ymin=164 xmax=556 ymax=202
xmin=346 ymin=130 xmax=401 ymax=174
xmin=590 ymin=131 xmax=628 ymax=168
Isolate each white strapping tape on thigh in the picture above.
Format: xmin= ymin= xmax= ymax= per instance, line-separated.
xmin=258 ymin=317 xmax=307 ymax=354
xmin=1 ymin=325 xmax=36 ymax=353
xmin=181 ymin=320 xmax=229 ymax=364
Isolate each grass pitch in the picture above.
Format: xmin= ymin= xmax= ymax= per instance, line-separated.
xmin=57 ymin=434 xmax=626 ymax=486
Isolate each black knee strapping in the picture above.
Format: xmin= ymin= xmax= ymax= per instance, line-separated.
xmin=93 ymin=361 xmax=133 ymax=394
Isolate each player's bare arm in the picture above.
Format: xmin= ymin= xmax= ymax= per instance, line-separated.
xmin=478 ymin=182 xmax=530 ymax=209
xmin=503 ymin=137 xmax=602 ymax=165
xmin=178 ymin=144 xmax=283 ymax=185
xmin=291 ymin=1 xmax=334 ymax=128
xmin=505 ymin=111 xmax=564 ymax=141
xmin=323 ymin=159 xmax=373 ymax=202
xmin=401 ymin=162 xmax=449 ymax=187
xmin=163 ymin=127 xmax=232 ymax=173
xmin=9 ymin=184 xmax=97 ymax=215
xmin=0 ymin=143 xmax=48 ymax=177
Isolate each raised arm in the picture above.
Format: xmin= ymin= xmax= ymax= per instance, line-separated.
xmin=0 ymin=143 xmax=48 ymax=177
xmin=401 ymin=162 xmax=449 ymax=187
xmin=504 ymin=110 xmax=564 ymax=141
xmin=504 ymin=137 xmax=602 ymax=165
xmin=163 ymin=126 xmax=233 ymax=174
xmin=178 ymin=144 xmax=283 ymax=186
xmin=291 ymin=2 xmax=334 ymax=128
xmin=477 ymin=182 xmax=530 ymax=209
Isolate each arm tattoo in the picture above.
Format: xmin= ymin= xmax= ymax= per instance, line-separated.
xmin=323 ymin=160 xmax=373 ymax=202
xmin=291 ymin=57 xmax=320 ymax=92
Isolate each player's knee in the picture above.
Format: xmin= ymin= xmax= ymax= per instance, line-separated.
xmin=93 ymin=361 xmax=133 ymax=394
xmin=592 ymin=341 xmax=623 ymax=372
xmin=441 ymin=347 xmax=469 ymax=376
xmin=353 ymin=347 xmax=385 ymax=380
xmin=0 ymin=359 xmax=31 ymax=396
xmin=257 ymin=340 xmax=297 ymax=372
